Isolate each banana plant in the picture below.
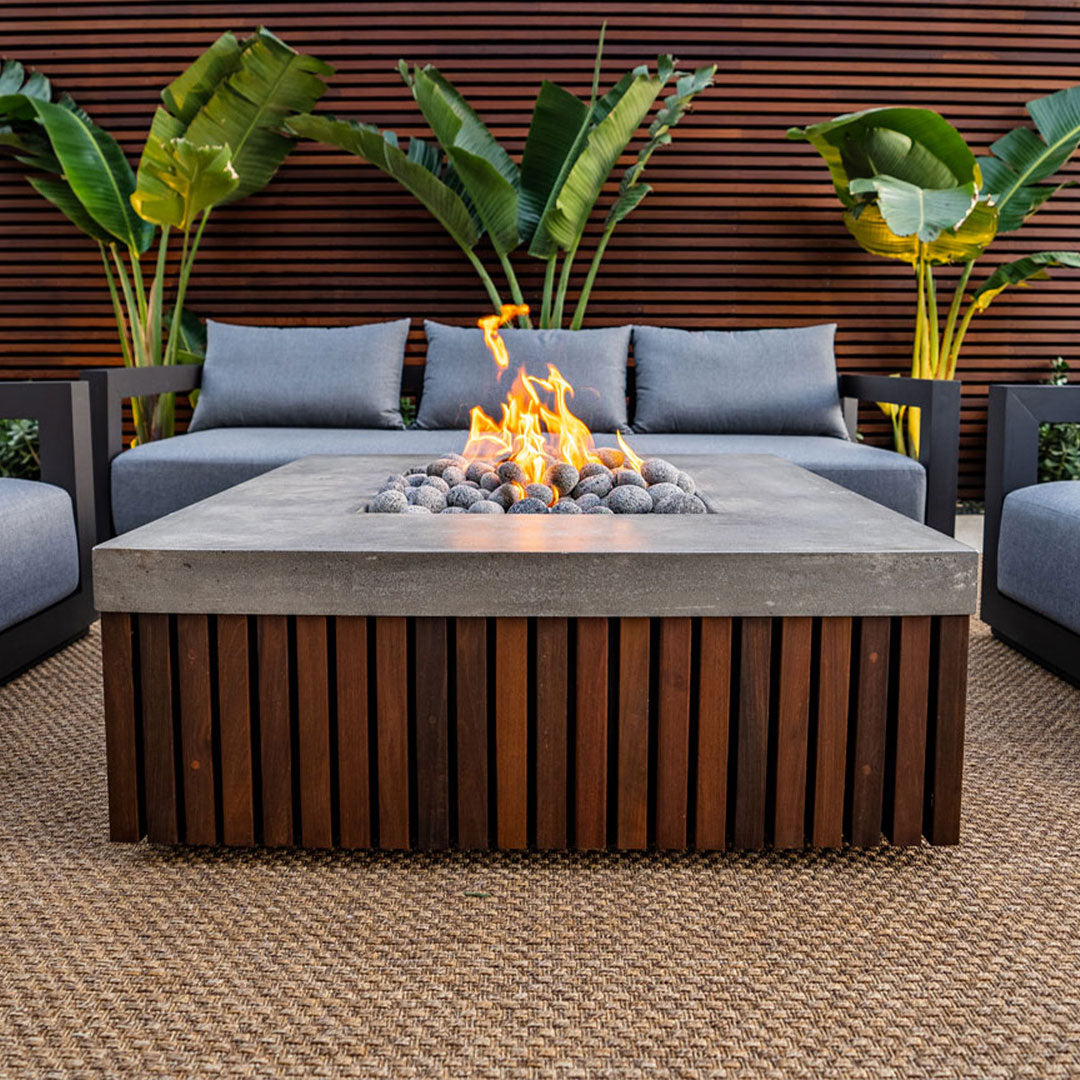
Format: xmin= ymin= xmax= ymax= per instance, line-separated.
xmin=0 ymin=30 xmax=332 ymax=444
xmin=789 ymin=91 xmax=1080 ymax=457
xmin=286 ymin=29 xmax=716 ymax=329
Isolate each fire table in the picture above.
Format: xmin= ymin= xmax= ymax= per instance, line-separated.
xmin=94 ymin=453 xmax=977 ymax=852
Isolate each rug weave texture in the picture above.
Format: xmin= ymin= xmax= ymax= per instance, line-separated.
xmin=0 ymin=616 xmax=1078 ymax=1078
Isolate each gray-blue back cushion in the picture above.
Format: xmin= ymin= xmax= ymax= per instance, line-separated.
xmin=188 ymin=318 xmax=410 ymax=431
xmin=631 ymin=324 xmax=849 ymax=438
xmin=415 ymin=321 xmax=631 ymax=431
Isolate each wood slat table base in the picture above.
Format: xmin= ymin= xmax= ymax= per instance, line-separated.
xmin=101 ymin=611 xmax=968 ymax=851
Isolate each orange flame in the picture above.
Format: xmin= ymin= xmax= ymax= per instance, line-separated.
xmin=462 ymin=308 xmax=642 ymax=490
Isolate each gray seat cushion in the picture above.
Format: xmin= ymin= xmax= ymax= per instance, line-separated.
xmin=415 ymin=321 xmax=631 ymax=432
xmin=111 ymin=428 xmax=925 ymax=533
xmin=188 ymin=318 xmax=411 ymax=431
xmin=631 ymin=323 xmax=850 ymax=439
xmin=0 ymin=479 xmax=79 ymax=631
xmin=998 ymin=481 xmax=1080 ymax=634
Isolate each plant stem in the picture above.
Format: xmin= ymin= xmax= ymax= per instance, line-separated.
xmin=570 ymin=226 xmax=614 ymax=330
xmin=940 ymin=260 xmax=974 ymax=367
xmin=911 ymin=251 xmax=926 ymax=379
xmin=148 ymin=226 xmax=170 ymax=367
xmin=926 ymin=260 xmax=940 ymax=379
xmin=946 ymin=301 xmax=979 ymax=381
xmin=552 ymin=243 xmax=579 ymax=329
xmin=540 ymin=255 xmax=557 ymax=329
xmin=498 ymin=253 xmax=532 ymax=328
xmin=99 ymin=242 xmax=133 ymax=369
xmin=130 ymin=250 xmax=148 ymax=331
xmin=111 ymin=246 xmax=145 ymax=369
xmin=163 ymin=226 xmax=194 ymax=367
xmin=464 ymin=248 xmax=504 ymax=312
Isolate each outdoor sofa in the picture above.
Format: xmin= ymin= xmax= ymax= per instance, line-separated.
xmin=982 ymin=383 xmax=1080 ymax=686
xmin=82 ymin=320 xmax=961 ymax=541
xmin=0 ymin=380 xmax=96 ymax=682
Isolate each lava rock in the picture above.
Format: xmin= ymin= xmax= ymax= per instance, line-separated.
xmin=406 ymin=473 xmax=429 ymax=487
xmin=407 ymin=485 xmax=447 ymax=512
xmin=497 ymin=461 xmax=528 ymax=485
xmin=421 ymin=475 xmax=450 ymax=493
xmin=575 ymin=493 xmax=602 ymax=510
xmin=646 ymin=482 xmax=681 ymax=508
xmin=551 ymin=499 xmax=582 ymax=514
xmin=613 ymin=468 xmax=647 ymax=489
xmin=446 ymin=484 xmax=486 ymax=509
xmin=641 ymin=458 xmax=679 ymax=486
xmin=441 ymin=506 xmax=468 ymax=514
xmin=480 ymin=472 xmax=502 ymax=492
xmin=573 ymin=473 xmax=613 ymax=499
xmin=381 ymin=474 xmax=407 ymax=493
xmin=525 ymin=482 xmax=555 ymax=506
xmin=461 ymin=479 xmax=481 ymax=488
xmin=465 ymin=461 xmax=495 ymax=484
xmin=691 ymin=496 xmax=708 ymax=513
xmin=604 ymin=485 xmax=653 ymax=514
xmin=406 ymin=465 xmax=428 ymax=475
xmin=580 ymin=462 xmax=613 ymax=480
xmin=369 ymin=489 xmax=408 ymax=513
xmin=488 ymin=483 xmax=523 ymax=510
xmin=654 ymin=492 xmax=708 ymax=515
xmin=586 ymin=506 xmax=614 ymax=514
xmin=507 ymin=497 xmax=549 ymax=514
xmin=597 ymin=447 xmax=624 ymax=469
xmin=544 ymin=462 xmax=580 ymax=496
xmin=403 ymin=504 xmax=432 ymax=514
xmin=468 ymin=500 xmax=504 ymax=514
xmin=442 ymin=466 xmax=466 ymax=487
xmin=675 ymin=470 xmax=696 ymax=495
xmin=426 ymin=458 xmax=453 ymax=477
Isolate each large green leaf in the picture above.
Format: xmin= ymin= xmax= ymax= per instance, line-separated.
xmin=848 ymin=175 xmax=978 ymax=242
xmin=978 ymin=86 xmax=1080 ymax=231
xmin=131 ymin=137 xmax=239 ymax=229
xmin=972 ymin=251 xmax=1080 ymax=310
xmin=27 ymin=175 xmax=114 ymax=241
xmin=284 ymin=112 xmax=481 ymax=249
xmin=160 ymin=32 xmax=245 ymax=125
xmin=844 ymin=200 xmax=998 ymax=264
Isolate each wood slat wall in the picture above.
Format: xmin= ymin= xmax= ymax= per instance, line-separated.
xmin=3 ymin=0 xmax=1080 ymax=497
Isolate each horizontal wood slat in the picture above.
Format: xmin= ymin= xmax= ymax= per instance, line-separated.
xmin=3 ymin=0 xmax=1078 ymax=497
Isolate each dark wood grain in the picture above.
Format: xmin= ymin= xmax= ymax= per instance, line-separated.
xmin=616 ymin=618 xmax=650 ymax=851
xmin=575 ymin=618 xmax=609 ymax=851
xmin=257 ymin=615 xmax=293 ymax=847
xmin=335 ymin=616 xmax=370 ymax=849
xmin=217 ymin=614 xmax=254 ymax=846
xmin=656 ymin=618 xmax=692 ymax=850
xmin=295 ymin=615 xmax=332 ymax=849
xmin=414 ymin=617 xmax=450 ymax=851
xmin=176 ymin=614 xmax=216 ymax=846
xmin=733 ymin=618 xmax=771 ymax=851
xmin=535 ymin=618 xmax=568 ymax=850
xmin=850 ymin=617 xmax=891 ymax=847
xmin=696 ymin=618 xmax=731 ymax=852
xmin=455 ymin=617 xmax=489 ymax=850
xmin=891 ymin=616 xmax=931 ymax=846
xmin=375 ymin=617 xmax=409 ymax=850
xmin=101 ymin=612 xmax=142 ymax=842
xmin=928 ymin=615 xmax=970 ymax=846
xmin=138 ymin=613 xmax=178 ymax=844
xmin=495 ymin=618 xmax=528 ymax=850
xmin=813 ymin=617 xmax=852 ymax=848
xmin=773 ymin=617 xmax=813 ymax=850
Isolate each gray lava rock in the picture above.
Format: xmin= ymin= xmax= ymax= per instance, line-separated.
xmin=497 ymin=461 xmax=528 ymax=485
xmin=461 ymin=479 xmax=481 ymax=489
xmin=381 ymin=474 xmax=407 ymax=493
xmin=614 ymin=468 xmax=647 ymax=488
xmin=646 ymin=482 xmax=681 ymax=508
xmin=426 ymin=458 xmax=453 ymax=477
xmin=406 ymin=465 xmax=427 ymax=475
xmin=575 ymin=493 xmax=602 ymax=510
xmin=406 ymin=473 xmax=429 ymax=487
xmin=654 ymin=492 xmax=708 ymax=515
xmin=676 ymin=470 xmax=696 ymax=495
xmin=691 ymin=496 xmax=708 ymax=513
xmin=641 ymin=458 xmax=679 ymax=486
xmin=507 ymin=497 xmax=549 ymax=514
xmin=465 ymin=461 xmax=495 ymax=484
xmin=403 ymin=504 xmax=432 ymax=514
xmin=421 ymin=475 xmax=450 ymax=493
xmin=525 ymin=482 xmax=554 ymax=506
xmin=446 ymin=484 xmax=486 ymax=509
xmin=369 ymin=489 xmax=408 ymax=513
xmin=551 ymin=499 xmax=582 ymax=514
xmin=597 ymin=447 xmax=624 ymax=469
xmin=580 ymin=462 xmax=613 ymax=480
xmin=469 ymin=500 xmax=504 ymax=514
xmin=480 ymin=472 xmax=501 ymax=492
xmin=586 ymin=506 xmax=614 ymax=514
xmin=407 ymin=485 xmax=447 ymax=512
xmin=488 ymin=483 xmax=523 ymax=510
xmin=441 ymin=506 xmax=468 ymax=514
xmin=544 ymin=462 xmax=580 ymax=496
xmin=604 ymin=485 xmax=653 ymax=514
xmin=442 ymin=466 xmax=466 ymax=487
xmin=573 ymin=472 xmax=613 ymax=499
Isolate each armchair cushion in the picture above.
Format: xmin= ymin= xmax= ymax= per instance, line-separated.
xmin=631 ymin=323 xmax=850 ymax=439
xmin=414 ymin=321 xmax=631 ymax=432
xmin=188 ymin=318 xmax=411 ymax=432
xmin=0 ymin=479 xmax=79 ymax=631
xmin=998 ymin=481 xmax=1080 ymax=635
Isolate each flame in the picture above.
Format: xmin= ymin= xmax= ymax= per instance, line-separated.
xmin=462 ymin=308 xmax=643 ymax=491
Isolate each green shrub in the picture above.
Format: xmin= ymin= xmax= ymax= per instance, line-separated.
xmin=0 ymin=418 xmax=40 ymax=480
xmin=1038 ymin=357 xmax=1080 ymax=483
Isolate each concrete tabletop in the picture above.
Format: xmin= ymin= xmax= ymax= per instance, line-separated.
xmin=93 ymin=454 xmax=978 ymax=618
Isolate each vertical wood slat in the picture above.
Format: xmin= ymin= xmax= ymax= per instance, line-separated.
xmin=535 ymin=618 xmax=568 ymax=850
xmin=850 ymin=617 xmax=892 ymax=847
xmin=616 ymin=618 xmax=650 ymax=851
xmin=733 ymin=618 xmax=772 ymax=850
xmin=891 ymin=616 xmax=931 ymax=846
xmin=655 ymin=618 xmax=692 ymax=850
xmin=296 ymin=616 xmax=332 ymax=849
xmin=813 ymin=617 xmax=852 ymax=848
xmin=696 ymin=618 xmax=731 ymax=852
xmin=928 ymin=615 xmax=970 ymax=846
xmin=414 ymin=617 xmax=450 ymax=851
xmin=495 ymin=618 xmax=528 ymax=850
xmin=101 ymin=612 xmax=141 ymax=842
xmin=336 ymin=616 xmax=370 ymax=849
xmin=455 ymin=617 xmax=488 ymax=850
xmin=257 ymin=615 xmax=292 ymax=847
xmin=139 ymin=613 xmax=178 ymax=844
xmin=176 ymin=614 xmax=216 ymax=846
xmin=773 ymin=617 xmax=813 ymax=850
xmin=217 ymin=614 xmax=254 ymax=846
xmin=575 ymin=618 xmax=609 ymax=851
xmin=375 ymin=617 xmax=409 ymax=850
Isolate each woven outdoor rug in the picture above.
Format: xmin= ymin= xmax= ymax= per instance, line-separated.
xmin=0 ymin=615 xmax=1078 ymax=1078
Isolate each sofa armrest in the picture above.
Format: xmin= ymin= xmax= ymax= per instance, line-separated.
xmin=80 ymin=364 xmax=203 ymax=541
xmin=838 ymin=374 xmax=961 ymax=536
xmin=0 ymin=379 xmax=96 ymax=590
